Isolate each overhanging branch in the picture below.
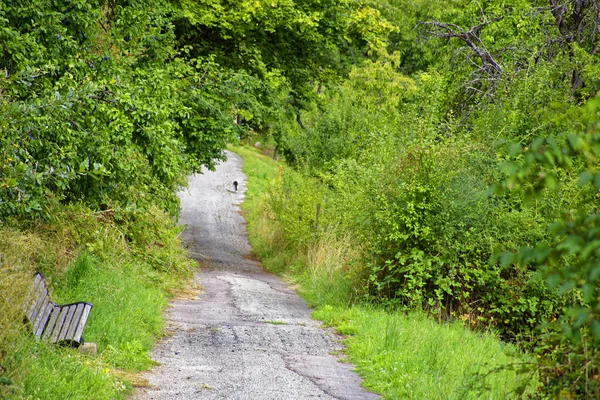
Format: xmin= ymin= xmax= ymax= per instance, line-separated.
xmin=420 ymin=20 xmax=503 ymax=76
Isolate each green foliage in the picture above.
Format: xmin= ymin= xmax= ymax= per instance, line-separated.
xmin=241 ymin=1 xmax=600 ymax=397
xmin=235 ymin=146 xmax=363 ymax=306
xmin=173 ymin=0 xmax=391 ymax=98
xmin=315 ymin=306 xmax=539 ymax=399
xmin=172 ymin=0 xmax=398 ymax=156
xmin=2 ymin=0 xmax=600 ymax=397
xmin=281 ymin=54 xmax=416 ymax=169
xmin=0 ymin=0 xmax=242 ymax=220
xmin=497 ymin=95 xmax=600 ymax=397
xmin=0 ymin=204 xmax=194 ymax=398
xmin=239 ymin=146 xmax=541 ymax=398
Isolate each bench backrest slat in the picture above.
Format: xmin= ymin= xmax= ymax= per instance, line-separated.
xmin=59 ymin=305 xmax=77 ymax=342
xmin=27 ymin=276 xmax=49 ymax=322
xmin=42 ymin=306 xmax=60 ymax=341
xmin=33 ymin=300 xmax=54 ymax=337
xmin=65 ymin=303 xmax=85 ymax=342
xmin=56 ymin=305 xmax=78 ymax=343
xmin=49 ymin=307 xmax=70 ymax=343
xmin=25 ymin=274 xmax=44 ymax=316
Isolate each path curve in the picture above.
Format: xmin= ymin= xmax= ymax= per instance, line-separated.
xmin=132 ymin=151 xmax=379 ymax=400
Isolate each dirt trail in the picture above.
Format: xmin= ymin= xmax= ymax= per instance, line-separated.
xmin=132 ymin=151 xmax=379 ymax=400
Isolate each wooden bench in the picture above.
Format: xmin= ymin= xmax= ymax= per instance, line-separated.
xmin=24 ymin=272 xmax=93 ymax=346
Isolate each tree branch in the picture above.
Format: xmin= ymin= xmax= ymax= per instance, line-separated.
xmin=420 ymin=20 xmax=503 ymax=75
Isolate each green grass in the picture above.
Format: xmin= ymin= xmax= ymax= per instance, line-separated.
xmin=0 ymin=205 xmax=194 ymax=399
xmin=56 ymin=251 xmax=167 ymax=371
xmin=234 ymin=145 xmax=540 ymax=400
xmin=315 ymin=306 xmax=538 ymax=399
xmin=232 ymin=145 xmax=359 ymax=306
xmin=263 ymin=320 xmax=288 ymax=325
xmin=231 ymin=145 xmax=280 ymax=210
xmin=16 ymin=337 xmax=128 ymax=400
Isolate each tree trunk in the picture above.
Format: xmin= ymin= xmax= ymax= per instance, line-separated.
xmin=295 ymin=109 xmax=305 ymax=129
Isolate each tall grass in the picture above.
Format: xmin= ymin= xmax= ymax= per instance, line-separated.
xmin=315 ymin=306 xmax=538 ymax=399
xmin=1 ymin=228 xmax=55 ymax=397
xmin=0 ymin=204 xmax=194 ymax=399
xmin=233 ymin=146 xmax=364 ymax=306
xmin=234 ymin=145 xmax=540 ymax=399
xmin=295 ymin=231 xmax=364 ymax=307
xmin=16 ymin=337 xmax=128 ymax=400
xmin=56 ymin=251 xmax=167 ymax=371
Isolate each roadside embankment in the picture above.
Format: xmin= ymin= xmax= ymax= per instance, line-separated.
xmin=235 ymin=145 xmax=540 ymax=399
xmin=0 ymin=205 xmax=194 ymax=399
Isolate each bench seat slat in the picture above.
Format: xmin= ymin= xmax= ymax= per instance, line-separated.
xmin=33 ymin=300 xmax=54 ymax=338
xmin=73 ymin=304 xmax=92 ymax=343
xmin=57 ymin=306 xmax=77 ymax=343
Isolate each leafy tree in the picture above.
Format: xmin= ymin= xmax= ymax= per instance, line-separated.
xmin=172 ymin=0 xmax=354 ymax=97
xmin=170 ymin=0 xmax=395 ymax=152
xmin=0 ymin=0 xmax=241 ymax=219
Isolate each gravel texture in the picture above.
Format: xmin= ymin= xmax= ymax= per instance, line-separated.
xmin=132 ymin=151 xmax=379 ymax=400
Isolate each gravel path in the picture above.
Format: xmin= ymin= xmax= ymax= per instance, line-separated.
xmin=132 ymin=151 xmax=379 ymax=400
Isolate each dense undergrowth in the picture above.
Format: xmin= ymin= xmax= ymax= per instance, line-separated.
xmin=247 ymin=85 xmax=600 ymax=396
xmin=236 ymin=145 xmax=540 ymax=399
xmin=0 ymin=206 xmax=194 ymax=399
xmin=241 ymin=1 xmax=600 ymax=396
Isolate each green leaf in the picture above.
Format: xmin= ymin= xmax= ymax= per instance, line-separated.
xmin=559 ymin=281 xmax=575 ymax=294
xmin=568 ymin=135 xmax=586 ymax=152
xmin=581 ymin=239 xmax=600 ymax=259
xmin=508 ymin=143 xmax=522 ymax=157
xmin=572 ymin=308 xmax=590 ymax=329
xmin=582 ymin=283 xmax=595 ymax=303
xmin=518 ymin=247 xmax=536 ymax=264
xmin=546 ymin=273 xmax=561 ymax=289
xmin=556 ymin=235 xmax=585 ymax=256
xmin=532 ymin=137 xmax=544 ymax=151
xmin=590 ymin=264 xmax=600 ymax=282
xmin=591 ymin=318 xmax=600 ymax=341
xmin=545 ymin=174 xmax=558 ymax=190
xmin=578 ymin=171 xmax=593 ymax=186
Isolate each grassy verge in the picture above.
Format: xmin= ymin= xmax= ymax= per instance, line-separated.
xmin=234 ymin=145 xmax=539 ymax=399
xmin=315 ymin=306 xmax=537 ymax=399
xmin=0 ymin=205 xmax=194 ymax=399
